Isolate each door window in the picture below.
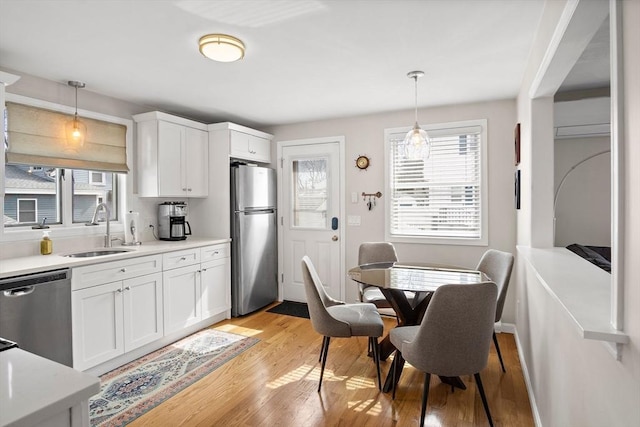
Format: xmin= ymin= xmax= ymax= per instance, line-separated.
xmin=291 ymin=158 xmax=328 ymax=229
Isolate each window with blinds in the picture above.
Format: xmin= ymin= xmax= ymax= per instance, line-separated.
xmin=385 ymin=119 xmax=488 ymax=244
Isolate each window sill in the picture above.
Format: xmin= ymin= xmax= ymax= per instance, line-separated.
xmin=517 ymin=245 xmax=629 ymax=345
xmin=1 ymin=222 xmax=124 ymax=242
xmin=388 ymin=234 xmax=488 ymax=246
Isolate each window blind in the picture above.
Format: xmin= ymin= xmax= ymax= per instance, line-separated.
xmin=388 ymin=124 xmax=483 ymax=239
xmin=5 ymin=102 xmax=128 ymax=172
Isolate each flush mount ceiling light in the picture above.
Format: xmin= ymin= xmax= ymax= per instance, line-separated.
xmin=199 ymin=34 xmax=245 ymax=62
xmin=65 ymin=80 xmax=87 ymax=151
xmin=403 ymin=70 xmax=430 ymax=160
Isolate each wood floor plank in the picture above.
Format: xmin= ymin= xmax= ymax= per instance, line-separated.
xmin=128 ymin=307 xmax=534 ymax=426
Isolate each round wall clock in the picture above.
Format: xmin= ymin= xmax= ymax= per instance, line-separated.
xmin=355 ymin=155 xmax=370 ymax=170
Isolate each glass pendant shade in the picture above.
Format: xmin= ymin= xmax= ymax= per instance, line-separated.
xmin=402 ymin=71 xmax=430 ymax=160
xmin=65 ymin=114 xmax=86 ymax=151
xmin=403 ymin=123 xmax=430 ymax=159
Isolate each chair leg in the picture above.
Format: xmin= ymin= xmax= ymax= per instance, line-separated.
xmin=319 ymin=336 xmax=328 ymax=362
xmin=419 ymin=372 xmax=432 ymax=427
xmin=391 ymin=350 xmax=400 ymax=400
xmin=493 ymin=332 xmax=506 ymax=373
xmin=318 ymin=336 xmax=331 ymax=392
xmin=370 ymin=337 xmax=382 ymax=391
xmin=474 ymin=373 xmax=494 ymax=427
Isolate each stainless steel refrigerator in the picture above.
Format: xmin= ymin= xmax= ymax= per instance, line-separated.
xmin=231 ymin=165 xmax=278 ymax=316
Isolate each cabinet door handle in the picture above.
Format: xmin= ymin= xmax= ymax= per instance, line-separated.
xmin=120 ymin=268 xmax=126 ymax=273
xmin=116 ymin=288 xmax=123 ymax=293
xmin=202 ymin=268 xmax=207 ymax=272
xmin=187 ymin=188 xmax=192 ymax=192
xmin=124 ymin=286 xmax=131 ymax=291
xmin=182 ymin=187 xmax=187 ymax=191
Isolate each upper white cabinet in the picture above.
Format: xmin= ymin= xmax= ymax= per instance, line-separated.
xmin=134 ymin=111 xmax=208 ymax=198
xmin=209 ymin=122 xmax=273 ymax=164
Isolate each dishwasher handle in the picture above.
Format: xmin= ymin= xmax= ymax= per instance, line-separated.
xmin=4 ymin=286 xmax=36 ymax=297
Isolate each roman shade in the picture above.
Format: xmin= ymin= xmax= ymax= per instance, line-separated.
xmin=5 ymin=102 xmax=129 ymax=172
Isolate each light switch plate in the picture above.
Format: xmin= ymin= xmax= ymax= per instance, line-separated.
xmin=348 ymin=215 xmax=361 ymax=226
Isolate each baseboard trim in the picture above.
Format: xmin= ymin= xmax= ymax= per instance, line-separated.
xmin=512 ymin=326 xmax=543 ymax=427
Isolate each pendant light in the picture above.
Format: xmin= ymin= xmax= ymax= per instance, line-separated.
xmin=403 ymin=71 xmax=430 ymax=159
xmin=65 ymin=81 xmax=87 ymax=151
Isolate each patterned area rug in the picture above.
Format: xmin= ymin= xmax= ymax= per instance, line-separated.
xmin=89 ymin=328 xmax=258 ymax=426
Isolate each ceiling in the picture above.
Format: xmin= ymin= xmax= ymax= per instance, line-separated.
xmin=0 ymin=0 xmax=549 ymax=128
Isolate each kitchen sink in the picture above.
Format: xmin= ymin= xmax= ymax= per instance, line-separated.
xmin=64 ymin=249 xmax=132 ymax=258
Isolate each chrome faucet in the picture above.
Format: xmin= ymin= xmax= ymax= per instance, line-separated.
xmin=89 ymin=202 xmax=114 ymax=248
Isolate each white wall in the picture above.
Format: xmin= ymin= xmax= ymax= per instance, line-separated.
xmin=515 ymin=1 xmax=640 ymax=425
xmin=266 ymin=98 xmax=518 ymax=310
xmin=554 ymin=136 xmax=611 ymax=247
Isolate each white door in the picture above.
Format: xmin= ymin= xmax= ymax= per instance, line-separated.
xmin=163 ymin=264 xmax=202 ymax=334
xmin=123 ymin=273 xmax=163 ymax=352
xmin=279 ymin=138 xmax=344 ymax=302
xmin=184 ymin=126 xmax=208 ymax=197
xmin=201 ymin=258 xmax=230 ymax=319
xmin=72 ymin=281 xmax=124 ymax=371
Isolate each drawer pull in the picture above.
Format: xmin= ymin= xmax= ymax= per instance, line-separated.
xmin=180 ymin=257 xmax=187 ymax=261
xmin=213 ymin=251 xmax=219 ymax=255
xmin=120 ymin=268 xmax=126 ymax=273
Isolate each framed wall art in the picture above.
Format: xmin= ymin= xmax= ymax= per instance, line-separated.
xmin=514 ymin=123 xmax=521 ymax=166
xmin=515 ymin=169 xmax=521 ymax=210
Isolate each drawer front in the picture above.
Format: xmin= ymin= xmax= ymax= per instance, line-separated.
xmin=72 ymin=255 xmax=162 ymax=290
xmin=163 ymin=248 xmax=201 ymax=270
xmin=201 ymin=243 xmax=230 ymax=262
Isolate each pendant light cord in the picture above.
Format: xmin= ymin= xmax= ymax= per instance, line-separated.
xmin=74 ymin=85 xmax=78 ymax=118
xmin=414 ymin=75 xmax=418 ymax=124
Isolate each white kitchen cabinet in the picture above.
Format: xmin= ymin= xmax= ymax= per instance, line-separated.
xmin=163 ymin=263 xmax=202 ymax=334
xmin=134 ymin=111 xmax=208 ymax=198
xmin=122 ymin=273 xmax=164 ymax=352
xmin=163 ymin=243 xmax=230 ymax=329
xmin=209 ymin=121 xmax=273 ymax=164
xmin=72 ymin=256 xmax=163 ymax=371
xmin=72 ymin=281 xmax=123 ymax=371
xmin=72 ymin=273 xmax=163 ymax=371
xmin=229 ymin=130 xmax=271 ymax=163
xmin=200 ymin=244 xmax=230 ymax=319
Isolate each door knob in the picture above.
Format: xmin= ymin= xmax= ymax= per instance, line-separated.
xmin=332 ymin=235 xmax=338 ymax=241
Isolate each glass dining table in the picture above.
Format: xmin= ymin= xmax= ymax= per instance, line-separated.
xmin=348 ymin=262 xmax=490 ymax=392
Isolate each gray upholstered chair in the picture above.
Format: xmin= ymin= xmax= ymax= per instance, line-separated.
xmin=358 ymin=242 xmax=400 ymax=309
xmin=301 ymin=256 xmax=384 ymax=392
xmin=476 ymin=249 xmax=514 ymax=373
xmin=390 ymin=282 xmax=498 ymax=427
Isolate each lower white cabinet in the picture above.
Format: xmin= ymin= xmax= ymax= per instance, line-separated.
xmin=163 ymin=264 xmax=202 ymax=335
xmin=201 ymin=257 xmax=230 ymax=319
xmin=163 ymin=243 xmax=231 ymax=334
xmin=71 ymin=243 xmax=230 ymax=372
xmin=72 ymin=272 xmax=163 ymax=371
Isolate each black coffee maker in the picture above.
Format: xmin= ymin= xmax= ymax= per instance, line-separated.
xmin=158 ymin=202 xmax=192 ymax=241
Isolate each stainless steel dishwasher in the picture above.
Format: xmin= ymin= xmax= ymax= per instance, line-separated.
xmin=0 ymin=268 xmax=72 ymax=366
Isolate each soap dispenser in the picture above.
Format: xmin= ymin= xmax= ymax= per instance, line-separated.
xmin=40 ymin=230 xmax=52 ymax=255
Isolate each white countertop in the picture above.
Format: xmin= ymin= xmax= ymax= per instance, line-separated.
xmin=0 ymin=348 xmax=100 ymax=427
xmin=517 ymin=246 xmax=629 ymax=344
xmin=0 ymin=237 xmax=230 ymax=279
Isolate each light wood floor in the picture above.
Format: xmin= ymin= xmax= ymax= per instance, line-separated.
xmin=130 ymin=305 xmax=534 ymax=426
